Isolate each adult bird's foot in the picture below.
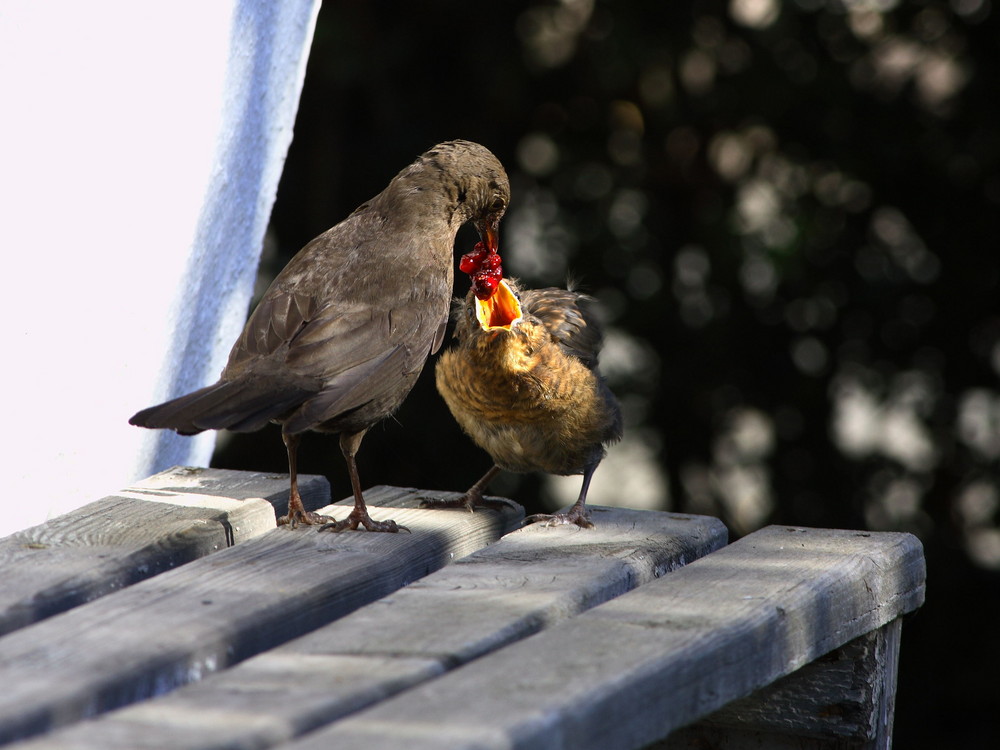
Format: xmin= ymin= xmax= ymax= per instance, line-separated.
xmin=524 ymin=509 xmax=595 ymax=529
xmin=277 ymin=509 xmax=334 ymax=528
xmin=318 ymin=509 xmax=409 ymax=533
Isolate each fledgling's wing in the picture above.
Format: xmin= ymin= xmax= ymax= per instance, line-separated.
xmin=520 ymin=287 xmax=604 ymax=369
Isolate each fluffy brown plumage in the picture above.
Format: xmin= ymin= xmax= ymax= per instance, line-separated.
xmin=433 ymin=279 xmax=623 ymax=528
xmin=131 ymin=140 xmax=510 ymax=532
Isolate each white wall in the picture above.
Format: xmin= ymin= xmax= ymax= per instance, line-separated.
xmin=0 ymin=0 xmax=321 ymax=535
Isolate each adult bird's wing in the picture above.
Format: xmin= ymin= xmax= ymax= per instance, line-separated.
xmin=226 ymin=288 xmax=442 ymax=435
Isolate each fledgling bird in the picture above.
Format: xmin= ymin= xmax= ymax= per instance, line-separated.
xmin=130 ymin=140 xmax=510 ymax=532
xmin=433 ymin=278 xmax=623 ymax=528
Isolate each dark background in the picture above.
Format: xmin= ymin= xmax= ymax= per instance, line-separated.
xmin=213 ymin=1 xmax=1000 ymax=745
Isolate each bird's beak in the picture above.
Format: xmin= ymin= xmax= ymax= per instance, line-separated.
xmin=475 ymin=279 xmax=522 ymax=331
xmin=476 ymin=215 xmax=501 ymax=254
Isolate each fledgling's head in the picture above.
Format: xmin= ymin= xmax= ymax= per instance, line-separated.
xmin=453 ymin=278 xmax=549 ymax=363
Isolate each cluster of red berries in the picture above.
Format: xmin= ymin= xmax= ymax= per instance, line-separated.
xmin=459 ymin=241 xmax=503 ymax=300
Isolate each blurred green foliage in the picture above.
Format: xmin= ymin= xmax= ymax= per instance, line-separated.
xmin=213 ymin=1 xmax=1000 ymax=745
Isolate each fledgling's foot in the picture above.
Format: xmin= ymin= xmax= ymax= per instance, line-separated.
xmin=318 ymin=509 xmax=409 ymax=533
xmin=420 ymin=491 xmax=482 ymax=512
xmin=420 ymin=490 xmax=518 ymax=513
xmin=524 ymin=509 xmax=595 ymax=529
xmin=277 ymin=509 xmax=335 ymax=528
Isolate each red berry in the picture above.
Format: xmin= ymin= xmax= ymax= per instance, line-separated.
xmin=473 ymin=273 xmax=500 ymax=300
xmin=459 ymin=254 xmax=479 ymax=274
xmin=482 ymin=253 xmax=502 ymax=271
xmin=459 ymin=245 xmax=490 ymax=275
xmin=459 ymin=253 xmax=484 ymax=274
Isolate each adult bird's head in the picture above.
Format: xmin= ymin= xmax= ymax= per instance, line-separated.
xmin=413 ymin=140 xmax=509 ymax=250
xmin=475 ymin=200 xmax=504 ymax=255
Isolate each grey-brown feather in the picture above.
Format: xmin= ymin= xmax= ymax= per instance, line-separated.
xmin=519 ymin=287 xmax=605 ymax=370
xmin=132 ymin=140 xmax=510 ymax=441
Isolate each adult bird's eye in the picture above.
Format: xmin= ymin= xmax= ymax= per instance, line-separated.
xmin=490 ymin=197 xmax=506 ymax=213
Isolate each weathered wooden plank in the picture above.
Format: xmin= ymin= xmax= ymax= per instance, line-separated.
xmin=282 ymin=526 xmax=924 ymax=750
xmin=0 ymin=466 xmax=330 ymax=636
xmin=0 ymin=489 xmax=522 ymax=745
xmin=11 ymin=508 xmax=727 ymax=750
xmin=658 ymin=619 xmax=902 ymax=749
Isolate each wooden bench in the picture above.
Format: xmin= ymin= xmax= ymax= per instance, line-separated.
xmin=0 ymin=467 xmax=925 ymax=749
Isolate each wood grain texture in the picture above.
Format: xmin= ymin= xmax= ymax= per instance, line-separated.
xmin=10 ymin=508 xmax=726 ymax=750
xmin=0 ymin=489 xmax=522 ymax=746
xmin=284 ymin=526 xmax=924 ymax=750
xmin=659 ymin=619 xmax=903 ymax=749
xmin=0 ymin=466 xmax=329 ymax=636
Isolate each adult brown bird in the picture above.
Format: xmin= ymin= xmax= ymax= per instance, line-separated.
xmin=130 ymin=140 xmax=510 ymax=532
xmin=432 ymin=278 xmax=623 ymax=528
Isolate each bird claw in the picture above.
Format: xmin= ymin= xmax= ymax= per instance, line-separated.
xmin=420 ymin=491 xmax=487 ymax=513
xmin=420 ymin=495 xmax=477 ymax=512
xmin=420 ymin=492 xmax=519 ymax=514
xmin=277 ymin=509 xmax=335 ymax=529
xmin=318 ymin=512 xmax=409 ymax=533
xmin=524 ymin=510 xmax=595 ymax=529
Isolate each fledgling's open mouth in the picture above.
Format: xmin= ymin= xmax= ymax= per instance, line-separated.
xmin=475 ymin=279 xmax=522 ymax=331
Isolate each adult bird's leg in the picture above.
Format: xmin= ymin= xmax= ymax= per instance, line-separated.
xmin=421 ymin=464 xmax=517 ymax=512
xmin=524 ymin=462 xmax=598 ymax=529
xmin=319 ymin=430 xmax=408 ymax=533
xmin=277 ymin=432 xmax=334 ymax=528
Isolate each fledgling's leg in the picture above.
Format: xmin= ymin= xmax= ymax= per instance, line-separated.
xmin=421 ymin=465 xmax=515 ymax=512
xmin=524 ymin=463 xmax=598 ymax=530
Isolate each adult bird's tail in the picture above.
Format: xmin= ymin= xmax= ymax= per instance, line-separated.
xmin=129 ymin=379 xmax=312 ymax=436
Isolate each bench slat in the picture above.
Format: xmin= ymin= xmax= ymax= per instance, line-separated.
xmin=11 ymin=508 xmax=727 ymax=750
xmin=285 ymin=526 xmax=924 ymax=750
xmin=0 ymin=466 xmax=330 ymax=637
xmin=0 ymin=490 xmax=522 ymax=745
xmin=659 ymin=618 xmax=901 ymax=749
